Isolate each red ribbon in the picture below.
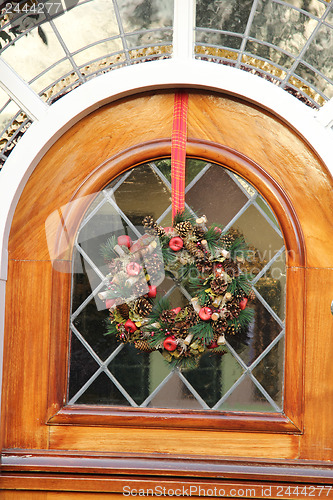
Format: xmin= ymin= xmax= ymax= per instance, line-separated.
xmin=171 ymin=91 xmax=188 ymax=221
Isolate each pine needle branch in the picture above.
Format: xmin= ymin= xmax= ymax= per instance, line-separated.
xmin=100 ymin=235 xmax=118 ymax=261
xmin=173 ymin=208 xmax=197 ymax=225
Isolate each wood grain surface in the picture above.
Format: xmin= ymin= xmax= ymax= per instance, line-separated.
xmin=2 ymin=91 xmax=333 ymax=493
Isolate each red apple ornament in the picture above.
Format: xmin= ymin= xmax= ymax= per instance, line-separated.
xmin=117 ymin=235 xmax=132 ymax=248
xmin=163 ymin=336 xmax=178 ymax=351
xmin=239 ymin=297 xmax=248 ymax=310
xmin=148 ymin=285 xmax=157 ymax=298
xmin=124 ymin=319 xmax=137 ymax=333
xmin=199 ymin=306 xmax=213 ymax=321
xmin=169 ymin=236 xmax=183 ymax=252
xmin=126 ymin=262 xmax=141 ymax=276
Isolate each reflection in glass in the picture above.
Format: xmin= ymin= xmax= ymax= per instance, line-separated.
xmin=249 ymin=1 xmax=313 ymax=56
xmin=196 ymin=0 xmax=253 ymax=34
xmin=303 ymin=25 xmax=333 ymax=79
xmin=68 ymin=158 xmax=286 ymax=412
xmin=216 ymin=374 xmax=276 ymax=412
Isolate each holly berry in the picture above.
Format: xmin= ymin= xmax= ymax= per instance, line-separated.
xmin=239 ymin=297 xmax=248 ymax=310
xmin=199 ymin=307 xmax=212 ymax=321
xmin=117 ymin=235 xmax=132 ymax=248
xmin=124 ymin=319 xmax=137 ymax=333
xmin=126 ymin=262 xmax=141 ymax=276
xmin=148 ymin=285 xmax=157 ymax=298
xmin=163 ymin=336 xmax=178 ymax=351
xmin=169 ymin=237 xmax=183 ymax=252
xmin=172 ymin=307 xmax=181 ymax=315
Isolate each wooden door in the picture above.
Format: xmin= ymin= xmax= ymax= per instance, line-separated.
xmin=1 ymin=91 xmax=333 ymax=497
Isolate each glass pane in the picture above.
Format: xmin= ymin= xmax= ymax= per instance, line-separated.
xmin=76 ymin=371 xmax=132 ymax=405
xmin=281 ymin=0 xmax=326 ymax=17
xmin=52 ymin=0 xmax=120 ymax=54
xmin=244 ymin=41 xmax=295 ymax=69
xmin=252 ymin=336 xmax=285 ymax=407
xmin=117 ymin=0 xmax=174 ymax=34
xmin=195 ymin=31 xmax=242 ymax=50
xmin=68 ymin=334 xmax=100 ymax=401
xmin=294 ymin=62 xmax=333 ymax=100
xmin=108 ymin=344 xmax=150 ymax=406
xmin=216 ymin=375 xmax=276 ymax=412
xmin=72 ymin=298 xmax=112 ymax=361
xmin=68 ymin=158 xmax=286 ymax=413
xmin=113 ymin=164 xmax=171 ymax=225
xmin=249 ymin=1 xmax=314 ymax=56
xmin=227 ymin=297 xmax=282 ymax=366
xmin=196 ymin=0 xmax=254 ymax=34
xmin=254 ymin=251 xmax=286 ymax=320
xmin=233 ymin=204 xmax=284 ymax=263
xmin=303 ymin=25 xmax=333 ymax=79
xmin=1 ymin=21 xmax=72 ymax=90
xmin=146 ymin=372 xmax=204 ymax=410
xmin=182 ymin=351 xmax=242 ymax=408
xmin=186 ymin=164 xmax=249 ymax=225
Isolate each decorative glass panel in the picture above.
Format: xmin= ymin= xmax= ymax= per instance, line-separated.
xmin=67 ymin=159 xmax=286 ymax=413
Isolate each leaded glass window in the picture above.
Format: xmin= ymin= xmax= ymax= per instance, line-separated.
xmin=68 ymin=158 xmax=286 ymax=412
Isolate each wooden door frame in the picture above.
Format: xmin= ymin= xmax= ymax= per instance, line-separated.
xmin=1 ymin=91 xmax=333 ymax=490
xmin=46 ymin=138 xmax=304 ymax=434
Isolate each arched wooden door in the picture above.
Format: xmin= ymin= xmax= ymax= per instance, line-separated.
xmin=1 ymin=91 xmax=333 ymax=497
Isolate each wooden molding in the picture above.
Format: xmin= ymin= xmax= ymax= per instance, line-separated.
xmin=46 ymin=138 xmax=305 ymax=434
xmin=2 ymin=449 xmax=333 ymax=485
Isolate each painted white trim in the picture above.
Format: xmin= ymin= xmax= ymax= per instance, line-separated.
xmin=0 ymin=58 xmax=49 ymax=121
xmin=173 ymin=0 xmax=195 ymax=60
xmin=316 ymin=97 xmax=333 ymax=129
xmin=0 ymin=58 xmax=332 ymax=422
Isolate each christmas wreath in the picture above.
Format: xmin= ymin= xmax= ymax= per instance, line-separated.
xmin=99 ymin=211 xmax=255 ymax=369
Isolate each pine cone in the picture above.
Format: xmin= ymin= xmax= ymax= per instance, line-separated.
xmin=171 ymin=322 xmax=187 ymax=337
xmin=184 ymin=305 xmax=199 ymax=327
xmin=224 ymin=259 xmax=240 ymax=278
xmin=193 ymin=226 xmax=205 ymax=239
xmin=184 ymin=240 xmax=205 ymax=260
xmin=160 ymin=309 xmax=178 ymax=323
xmin=145 ymin=254 xmax=164 ymax=280
xmin=134 ymin=339 xmax=155 ymax=352
xmin=156 ymin=226 xmax=165 ymax=237
xmin=196 ymin=260 xmax=213 ymax=274
xmin=135 ymin=297 xmax=153 ymax=317
xmin=234 ymin=291 xmax=246 ymax=302
xmin=142 ymin=215 xmax=155 ymax=228
xmin=213 ymin=318 xmax=227 ymax=334
xmin=225 ymin=324 xmax=236 ymax=335
xmin=226 ymin=302 xmax=241 ymax=319
xmin=248 ymin=289 xmax=256 ymax=301
xmin=175 ymin=221 xmax=192 ymax=236
xmin=210 ymin=275 xmax=228 ymax=294
xmin=116 ymin=302 xmax=130 ymax=319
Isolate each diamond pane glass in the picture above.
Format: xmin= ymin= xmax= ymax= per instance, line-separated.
xmin=215 ymin=374 xmax=276 ymax=412
xmin=68 ymin=158 xmax=286 ymax=413
xmin=186 ymin=164 xmax=249 ymax=225
xmin=252 ymin=337 xmax=285 ymax=407
xmin=76 ymin=371 xmax=132 ymax=406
